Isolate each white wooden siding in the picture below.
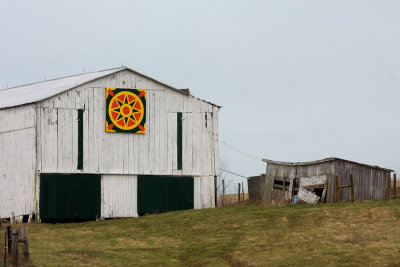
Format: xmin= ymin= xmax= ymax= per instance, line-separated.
xmin=194 ymin=176 xmax=215 ymax=209
xmin=37 ymin=70 xmax=219 ymax=178
xmin=0 ymin=104 xmax=36 ymax=218
xmin=0 ymin=69 xmax=218 ymax=218
xmin=101 ymin=175 xmax=214 ymax=217
xmin=101 ymin=175 xmax=138 ymax=218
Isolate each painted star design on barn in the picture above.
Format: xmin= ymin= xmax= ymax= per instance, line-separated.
xmin=113 ymin=96 xmax=143 ymax=124
xmin=106 ymin=88 xmax=146 ymax=133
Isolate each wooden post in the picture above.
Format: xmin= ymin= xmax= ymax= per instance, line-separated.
xmin=22 ymin=227 xmax=29 ymax=260
xmin=321 ymin=186 xmax=327 ymax=203
xmin=214 ymin=176 xmax=217 ymax=207
xmin=7 ymin=226 xmax=11 ymax=255
xmin=335 ymin=176 xmax=340 ymax=202
xmin=394 ymin=173 xmax=397 ymax=199
xmin=242 ymin=181 xmax=244 ymax=201
xmin=11 ymin=228 xmax=18 ymax=267
xmin=387 ymin=174 xmax=391 ymax=201
xmin=222 ymin=179 xmax=225 ymax=206
xmin=350 ymin=175 xmax=355 ymax=202
xmin=238 ymin=183 xmax=241 ymax=202
xmin=4 ymin=231 xmax=6 ymax=267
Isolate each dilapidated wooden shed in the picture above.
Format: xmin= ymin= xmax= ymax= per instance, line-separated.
xmin=0 ymin=66 xmax=220 ymax=221
xmin=259 ymin=158 xmax=392 ymax=205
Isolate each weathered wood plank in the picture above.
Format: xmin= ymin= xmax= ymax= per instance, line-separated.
xmin=101 ymin=175 xmax=138 ymax=218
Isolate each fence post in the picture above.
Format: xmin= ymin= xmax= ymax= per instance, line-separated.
xmin=11 ymin=228 xmax=18 ymax=267
xmin=394 ymin=173 xmax=397 ymax=199
xmin=242 ymin=181 xmax=244 ymax=201
xmin=7 ymin=226 xmax=11 ymax=255
xmin=387 ymin=174 xmax=391 ymax=202
xmin=4 ymin=231 xmax=6 ymax=267
xmin=335 ymin=176 xmax=340 ymax=202
xmin=22 ymin=227 xmax=29 ymax=261
xmin=350 ymin=175 xmax=355 ymax=202
xmin=238 ymin=183 xmax=241 ymax=202
xmin=222 ymin=179 xmax=225 ymax=206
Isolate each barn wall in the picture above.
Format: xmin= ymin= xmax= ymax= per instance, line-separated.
xmin=194 ymin=176 xmax=215 ymax=209
xmin=334 ymin=161 xmax=389 ymax=201
xmin=262 ymin=160 xmax=390 ymax=204
xmin=101 ymin=174 xmax=214 ymax=218
xmin=101 ymin=175 xmax=138 ymax=218
xmin=248 ymin=175 xmax=265 ymax=199
xmin=0 ymin=104 xmax=36 ymax=218
xmin=37 ymin=70 xmax=219 ymax=178
xmin=294 ymin=162 xmax=336 ymax=203
xmin=263 ymin=162 xmax=336 ymax=204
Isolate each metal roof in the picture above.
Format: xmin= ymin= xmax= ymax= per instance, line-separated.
xmin=262 ymin=157 xmax=393 ymax=172
xmin=0 ymin=66 xmax=221 ymax=109
xmin=0 ymin=68 xmax=122 ymax=109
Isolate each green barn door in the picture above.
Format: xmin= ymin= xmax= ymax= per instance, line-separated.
xmin=137 ymin=176 xmax=194 ymax=215
xmin=40 ymin=174 xmax=101 ymax=220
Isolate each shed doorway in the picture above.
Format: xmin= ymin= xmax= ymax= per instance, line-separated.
xmin=39 ymin=174 xmax=101 ymax=221
xmin=137 ymin=175 xmax=194 ymax=215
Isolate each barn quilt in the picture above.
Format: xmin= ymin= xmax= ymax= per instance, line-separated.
xmin=106 ymin=88 xmax=146 ymax=133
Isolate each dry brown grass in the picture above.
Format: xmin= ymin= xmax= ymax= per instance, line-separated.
xmin=390 ymin=180 xmax=400 ymax=198
xmin=220 ymin=193 xmax=249 ymax=206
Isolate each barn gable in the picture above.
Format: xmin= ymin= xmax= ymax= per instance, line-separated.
xmin=0 ymin=66 xmax=219 ymax=109
xmin=0 ymin=67 xmax=220 ymax=221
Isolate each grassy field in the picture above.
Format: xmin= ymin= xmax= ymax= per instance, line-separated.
xmin=12 ymin=200 xmax=400 ymax=266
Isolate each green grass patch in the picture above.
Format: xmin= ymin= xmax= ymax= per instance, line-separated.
xmin=20 ymin=200 xmax=400 ymax=266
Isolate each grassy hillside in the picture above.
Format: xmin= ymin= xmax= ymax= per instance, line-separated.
xmin=25 ymin=200 xmax=400 ymax=266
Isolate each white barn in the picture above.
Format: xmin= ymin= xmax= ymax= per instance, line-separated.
xmin=0 ymin=67 xmax=220 ymax=221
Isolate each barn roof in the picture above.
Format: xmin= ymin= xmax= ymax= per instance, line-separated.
xmin=262 ymin=157 xmax=393 ymax=172
xmin=0 ymin=66 xmax=221 ymax=109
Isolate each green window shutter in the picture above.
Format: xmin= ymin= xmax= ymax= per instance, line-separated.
xmin=177 ymin=112 xmax=183 ymax=170
xmin=77 ymin=109 xmax=83 ymax=170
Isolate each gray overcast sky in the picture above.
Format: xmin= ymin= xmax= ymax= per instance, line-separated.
xmin=1 ymin=0 xmax=399 ymax=184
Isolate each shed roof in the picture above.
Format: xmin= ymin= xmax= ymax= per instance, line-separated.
xmin=262 ymin=157 xmax=393 ymax=172
xmin=0 ymin=66 xmax=221 ymax=109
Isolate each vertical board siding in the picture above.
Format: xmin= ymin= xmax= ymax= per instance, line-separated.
xmin=0 ymin=127 xmax=36 ymax=218
xmin=262 ymin=160 xmax=390 ymax=204
xmin=40 ymin=108 xmax=58 ymax=171
xmin=1 ymin=70 xmax=218 ymax=219
xmin=212 ymin=106 xmax=219 ymax=176
xmin=334 ymin=161 xmax=388 ymax=201
xmin=40 ymin=174 xmax=101 ymax=220
xmin=248 ymin=176 xmax=265 ymax=199
xmin=57 ymin=108 xmax=74 ymax=171
xmin=38 ymin=70 xmax=219 ymax=178
xmin=0 ymin=105 xmax=36 ymax=218
xmin=0 ymin=104 xmax=36 ymax=132
xmin=194 ymin=176 xmax=215 ymax=209
xmin=101 ymin=175 xmax=138 ymax=218
xmin=137 ymin=175 xmax=194 ymax=214
xmin=34 ymin=70 xmax=218 ymax=217
xmin=182 ymin=112 xmax=193 ymax=174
